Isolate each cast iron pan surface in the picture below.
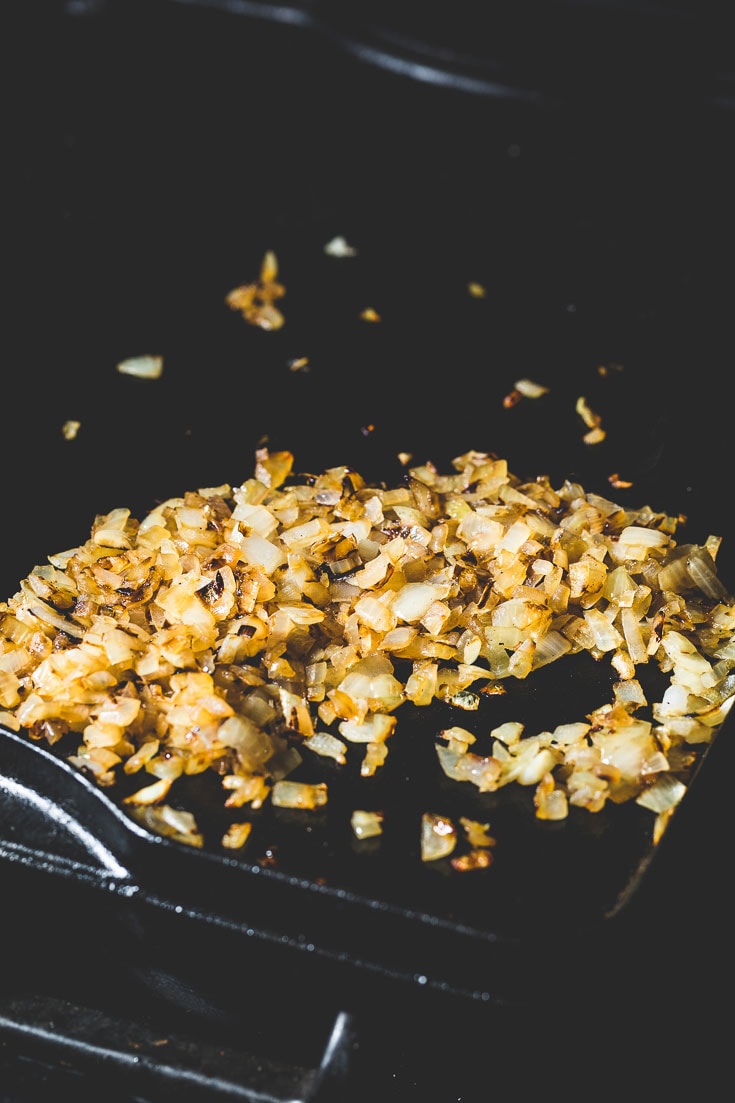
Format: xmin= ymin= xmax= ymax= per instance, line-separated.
xmin=3 ymin=1 xmax=735 ymax=1077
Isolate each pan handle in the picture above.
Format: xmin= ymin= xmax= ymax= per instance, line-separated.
xmin=0 ymin=725 xmax=146 ymax=885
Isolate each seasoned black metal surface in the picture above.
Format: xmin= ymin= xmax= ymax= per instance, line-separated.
xmin=3 ymin=1 xmax=735 ymax=1098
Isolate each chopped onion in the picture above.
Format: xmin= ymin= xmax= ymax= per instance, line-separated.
xmin=351 ymin=809 xmax=384 ymax=839
xmin=271 ymin=780 xmax=328 ymax=810
xmin=514 ymin=378 xmax=549 ymax=399
xmin=2 ymin=445 xmax=735 ymax=863
xmin=421 ymin=812 xmax=457 ymax=861
xmin=116 ymin=354 xmax=163 ymax=379
xmin=323 ymin=235 xmax=358 ymax=258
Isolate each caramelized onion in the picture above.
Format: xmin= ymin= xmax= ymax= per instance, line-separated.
xmin=2 ymin=446 xmax=735 ymax=863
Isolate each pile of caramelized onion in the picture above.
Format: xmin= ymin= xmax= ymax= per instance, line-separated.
xmin=1 ymin=447 xmax=734 ymax=861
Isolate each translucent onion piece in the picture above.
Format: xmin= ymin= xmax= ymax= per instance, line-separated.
xmin=686 ymin=546 xmax=731 ymax=600
xmin=116 ymin=355 xmax=163 ymax=379
xmin=421 ymin=813 xmax=458 ymax=861
xmin=351 ymin=809 xmax=384 ymax=839
xmin=271 ymin=780 xmax=328 ymax=810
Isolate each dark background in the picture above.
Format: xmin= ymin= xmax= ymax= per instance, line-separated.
xmin=6 ymin=2 xmax=735 ymax=579
xmin=3 ymin=2 xmax=735 ymax=1099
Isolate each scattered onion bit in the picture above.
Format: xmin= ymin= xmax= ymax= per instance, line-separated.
xmin=459 ymin=816 xmax=496 ymax=849
xmin=323 ymin=235 xmax=358 ymax=258
xmin=288 ymin=356 xmax=310 ymax=373
xmin=271 ymin=780 xmax=328 ymax=810
xmin=225 ymin=250 xmax=285 ymax=331
xmin=223 ymin=774 xmax=270 ymax=810
xmin=576 ymin=395 xmax=606 ymax=444
xmin=597 ymin=362 xmax=624 ymax=377
xmin=609 ymin=473 xmax=634 ymax=490
xmin=504 ymin=379 xmax=549 ymax=410
xmin=481 ymin=684 xmax=507 ymax=698
xmin=533 ymin=771 xmax=568 ymax=821
xmin=514 ymin=378 xmax=550 ymax=399
xmin=451 ymin=817 xmax=496 ymax=870
xmin=61 ymin=419 xmax=81 ymax=441
xmin=359 ymin=307 xmax=381 ymax=323
xmin=467 ymin=281 xmax=487 ymax=298
xmin=397 ymin=452 xmax=413 ymax=466
xmin=503 ymin=389 xmax=522 ymax=409
xmin=303 ymin=731 xmax=347 ymax=765
xmin=129 ymin=803 xmax=204 ymax=848
xmin=116 ymin=354 xmax=164 ymax=380
xmin=421 ymin=812 xmax=458 ymax=861
xmin=221 ymin=821 xmax=253 ymax=849
xmin=652 ymin=806 xmax=675 ymax=844
xmin=123 ymin=777 xmax=173 ymax=806
xmin=451 ymin=849 xmax=493 ymax=872
xmin=2 ymin=445 xmax=735 ymax=860
xmin=351 ymin=809 xmax=384 ymax=839
xmin=576 ymin=395 xmax=602 ymax=429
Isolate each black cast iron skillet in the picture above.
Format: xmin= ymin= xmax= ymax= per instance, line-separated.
xmin=3 ymin=2 xmax=735 ymax=1096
